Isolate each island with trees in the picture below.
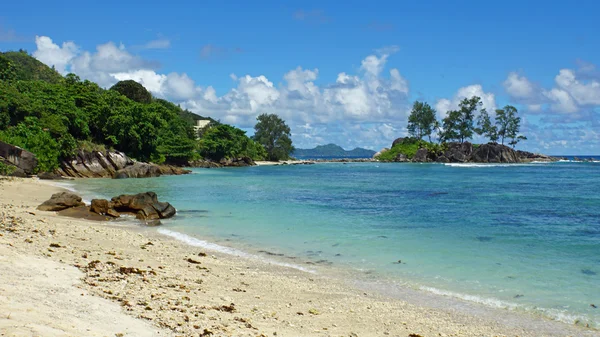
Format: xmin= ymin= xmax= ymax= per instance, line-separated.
xmin=375 ymin=97 xmax=556 ymax=163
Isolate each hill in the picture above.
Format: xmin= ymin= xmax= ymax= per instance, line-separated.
xmin=293 ymin=144 xmax=375 ymax=158
xmin=1 ymin=50 xmax=63 ymax=83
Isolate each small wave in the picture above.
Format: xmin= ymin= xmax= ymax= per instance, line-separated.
xmin=420 ymin=286 xmax=597 ymax=328
xmin=444 ymin=163 xmax=533 ymax=168
xmin=48 ymin=181 xmax=78 ymax=192
xmin=419 ymin=286 xmax=521 ymax=310
xmin=157 ymin=229 xmax=315 ymax=273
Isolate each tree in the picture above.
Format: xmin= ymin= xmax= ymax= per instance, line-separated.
xmin=253 ymin=113 xmax=294 ymax=161
xmin=199 ymin=124 xmax=266 ymax=161
xmin=407 ymin=101 xmax=437 ymax=141
xmin=495 ymin=105 xmax=526 ymax=147
xmin=440 ymin=96 xmax=482 ymax=143
xmin=109 ymin=80 xmax=152 ymax=104
xmin=476 ymin=109 xmax=498 ymax=142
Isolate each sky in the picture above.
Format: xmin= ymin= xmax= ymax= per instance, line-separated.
xmin=1 ymin=0 xmax=599 ymax=154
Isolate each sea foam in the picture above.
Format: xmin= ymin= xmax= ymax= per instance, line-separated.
xmin=157 ymin=228 xmax=316 ymax=273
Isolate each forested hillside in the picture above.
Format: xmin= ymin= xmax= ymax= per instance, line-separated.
xmin=0 ymin=50 xmax=263 ymax=172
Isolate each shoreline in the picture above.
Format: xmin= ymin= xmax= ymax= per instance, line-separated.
xmin=1 ymin=177 xmax=596 ymax=336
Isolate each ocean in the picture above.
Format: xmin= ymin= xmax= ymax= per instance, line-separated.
xmin=69 ymin=160 xmax=600 ymax=329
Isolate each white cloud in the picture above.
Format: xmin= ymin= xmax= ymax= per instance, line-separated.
xmin=504 ymin=72 xmax=534 ymax=99
xmin=554 ymin=69 xmax=600 ymax=105
xmin=543 ymin=88 xmax=578 ymax=113
xmin=435 ymin=84 xmax=496 ymax=119
xmin=33 ymin=36 xmax=78 ymax=74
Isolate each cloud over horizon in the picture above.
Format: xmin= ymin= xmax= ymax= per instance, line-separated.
xmin=31 ymin=35 xmax=600 ymax=154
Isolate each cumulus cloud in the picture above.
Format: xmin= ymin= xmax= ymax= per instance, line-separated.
xmin=33 ymin=36 xmax=79 ymax=74
xmin=504 ymin=72 xmax=534 ymax=100
xmin=435 ymin=84 xmax=496 ymax=120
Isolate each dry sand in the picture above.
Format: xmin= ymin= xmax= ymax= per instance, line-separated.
xmin=0 ymin=177 xmax=595 ymax=337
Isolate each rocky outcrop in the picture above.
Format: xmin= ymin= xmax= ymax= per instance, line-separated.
xmin=38 ymin=191 xmax=176 ymax=224
xmin=219 ymin=157 xmax=255 ymax=167
xmin=56 ymin=150 xmax=132 ymax=178
xmin=443 ymin=142 xmax=473 ymax=163
xmin=113 ymin=162 xmax=162 ymax=179
xmin=188 ymin=160 xmax=222 ymax=168
xmin=469 ymin=143 xmax=520 ymax=163
xmin=516 ymin=150 xmax=560 ymax=162
xmin=0 ymin=140 xmax=38 ymax=176
xmin=395 ymin=153 xmax=409 ymax=162
xmin=110 ymin=192 xmax=176 ymax=221
xmin=56 ymin=150 xmax=190 ymax=179
xmin=412 ymin=148 xmax=429 ymax=162
xmin=37 ymin=192 xmax=85 ymax=211
xmin=391 ymin=138 xmax=405 ymax=148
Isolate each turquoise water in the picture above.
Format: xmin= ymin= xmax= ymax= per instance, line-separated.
xmin=70 ymin=161 xmax=600 ymax=328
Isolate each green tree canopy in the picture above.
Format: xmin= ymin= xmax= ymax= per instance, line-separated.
xmin=407 ymin=101 xmax=437 ymax=141
xmin=440 ymin=96 xmax=482 ymax=143
xmin=109 ymin=80 xmax=152 ymax=104
xmin=253 ymin=113 xmax=294 ymax=161
xmin=199 ymin=124 xmax=266 ymax=161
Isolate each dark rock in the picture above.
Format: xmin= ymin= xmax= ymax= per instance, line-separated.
xmin=516 ymin=150 xmax=559 ymax=163
xmin=114 ymin=162 xmax=162 ymax=179
xmin=436 ymin=156 xmax=450 ymax=163
xmin=412 ymin=148 xmax=429 ymax=162
xmin=38 ymin=172 xmax=65 ymax=180
xmin=106 ymin=208 xmax=120 ymax=218
xmin=469 ymin=143 xmax=520 ymax=163
xmin=443 ymin=142 xmax=473 ymax=163
xmin=57 ymin=206 xmax=112 ymax=221
xmin=394 ymin=153 xmax=409 ymax=162
xmin=391 ymin=137 xmax=405 ymax=148
xmin=90 ymin=199 xmax=110 ymax=215
xmin=37 ymin=192 xmax=85 ymax=212
xmin=7 ymin=166 xmax=27 ymax=177
xmin=219 ymin=157 xmax=255 ymax=167
xmin=110 ymin=192 xmax=176 ymax=221
xmin=188 ymin=160 xmax=222 ymax=168
xmin=0 ymin=141 xmax=38 ymax=175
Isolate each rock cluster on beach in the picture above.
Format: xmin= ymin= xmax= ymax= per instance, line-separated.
xmin=36 ymin=191 xmax=176 ymax=224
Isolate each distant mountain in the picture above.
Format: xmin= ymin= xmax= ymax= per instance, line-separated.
xmin=293 ymin=144 xmax=376 ymax=158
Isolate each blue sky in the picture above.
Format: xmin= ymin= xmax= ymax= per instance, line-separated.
xmin=2 ymin=0 xmax=600 ymax=154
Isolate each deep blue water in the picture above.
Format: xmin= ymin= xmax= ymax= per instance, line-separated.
xmin=70 ymin=161 xmax=600 ymax=328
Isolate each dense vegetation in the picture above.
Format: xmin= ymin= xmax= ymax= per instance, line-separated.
xmin=199 ymin=124 xmax=266 ymax=161
xmin=376 ymin=138 xmax=443 ymax=161
xmin=0 ymin=50 xmax=278 ymax=172
xmin=293 ymin=144 xmax=376 ymax=158
xmin=253 ymin=113 xmax=294 ymax=161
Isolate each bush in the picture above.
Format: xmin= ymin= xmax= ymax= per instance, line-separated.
xmin=109 ymin=80 xmax=152 ymax=104
xmin=0 ymin=161 xmax=16 ymax=176
xmin=198 ymin=124 xmax=266 ymax=161
xmin=0 ymin=117 xmax=61 ymax=172
xmin=376 ymin=138 xmax=420 ymax=161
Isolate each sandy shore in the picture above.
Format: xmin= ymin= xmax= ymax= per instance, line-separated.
xmin=0 ymin=177 xmax=594 ymax=337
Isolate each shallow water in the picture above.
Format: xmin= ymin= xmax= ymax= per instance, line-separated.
xmin=71 ymin=161 xmax=600 ymax=328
